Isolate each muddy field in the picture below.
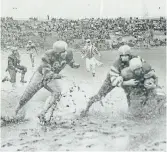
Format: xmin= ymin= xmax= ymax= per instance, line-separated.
xmin=1 ymin=47 xmax=166 ymax=151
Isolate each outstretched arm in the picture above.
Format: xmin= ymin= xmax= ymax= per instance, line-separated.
xmin=66 ymin=50 xmax=80 ymax=69
xmin=142 ymin=61 xmax=158 ymax=89
xmin=81 ymin=60 xmax=123 ymax=117
xmin=40 ymin=52 xmax=62 ymax=82
xmin=143 ymin=62 xmax=158 ymax=82
xmin=108 ymin=59 xmax=124 ymax=87
xmin=93 ymin=46 xmax=101 ymax=57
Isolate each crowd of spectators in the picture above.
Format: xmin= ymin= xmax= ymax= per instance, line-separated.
xmin=1 ymin=17 xmax=166 ymax=50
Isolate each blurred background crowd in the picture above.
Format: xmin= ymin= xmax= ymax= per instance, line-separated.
xmin=1 ymin=17 xmax=166 ymax=51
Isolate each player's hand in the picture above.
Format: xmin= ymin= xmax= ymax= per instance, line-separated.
xmin=144 ymin=78 xmax=156 ymax=89
xmin=44 ymin=73 xmax=64 ymax=81
xmin=124 ymin=79 xmax=139 ymax=86
xmin=73 ymin=63 xmax=80 ymax=69
xmin=53 ymin=74 xmax=65 ymax=79
xmin=144 ymin=70 xmax=156 ymax=79
xmin=15 ymin=69 xmax=21 ymax=73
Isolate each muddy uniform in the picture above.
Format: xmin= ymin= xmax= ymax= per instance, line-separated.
xmin=87 ymin=55 xmax=138 ymax=106
xmin=121 ymin=59 xmax=153 ymax=105
xmin=17 ymin=50 xmax=79 ymax=110
xmin=121 ymin=60 xmax=166 ymax=116
xmin=6 ymin=52 xmax=27 ymax=83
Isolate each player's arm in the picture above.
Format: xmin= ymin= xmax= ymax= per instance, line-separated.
xmin=41 ymin=53 xmax=53 ymax=77
xmin=143 ymin=61 xmax=157 ymax=81
xmin=8 ymin=57 xmax=15 ymax=70
xmin=108 ymin=59 xmax=123 ymax=87
xmin=41 ymin=53 xmax=62 ymax=80
xmin=142 ymin=60 xmax=158 ymax=88
xmin=66 ymin=51 xmax=80 ymax=69
xmin=121 ymin=67 xmax=139 ymax=86
xmin=108 ymin=60 xmax=139 ymax=87
xmin=8 ymin=56 xmax=21 ymax=72
xmin=93 ymin=46 xmax=101 ymax=57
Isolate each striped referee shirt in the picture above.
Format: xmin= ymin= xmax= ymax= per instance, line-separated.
xmin=82 ymin=45 xmax=99 ymax=59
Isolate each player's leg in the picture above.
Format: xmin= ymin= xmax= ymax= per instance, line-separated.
xmin=38 ymin=79 xmax=62 ymax=123
xmin=17 ymin=65 xmax=27 ymax=83
xmin=91 ymin=58 xmax=96 ymax=77
xmin=6 ymin=69 xmax=17 ymax=87
xmin=2 ymin=69 xmax=11 ymax=83
xmin=15 ymin=71 xmax=44 ymax=115
xmin=86 ymin=58 xmax=91 ymax=72
xmin=93 ymin=57 xmax=103 ymax=67
xmin=81 ymin=78 xmax=113 ymax=116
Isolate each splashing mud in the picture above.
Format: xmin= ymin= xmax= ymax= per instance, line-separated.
xmin=1 ymin=48 xmax=166 ymax=151
xmin=1 ymin=82 xmax=166 ymax=151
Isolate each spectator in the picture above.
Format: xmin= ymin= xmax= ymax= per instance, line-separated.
xmin=1 ymin=17 xmax=166 ymax=50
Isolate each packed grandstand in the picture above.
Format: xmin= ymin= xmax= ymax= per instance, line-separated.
xmin=1 ymin=17 xmax=166 ymax=50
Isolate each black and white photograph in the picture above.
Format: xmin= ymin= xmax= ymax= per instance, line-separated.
xmin=0 ymin=0 xmax=166 ymax=151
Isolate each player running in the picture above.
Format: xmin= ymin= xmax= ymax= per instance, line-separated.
xmin=15 ymin=41 xmax=80 ymax=124
xmin=80 ymin=45 xmax=144 ymax=116
xmin=121 ymin=57 xmax=166 ymax=116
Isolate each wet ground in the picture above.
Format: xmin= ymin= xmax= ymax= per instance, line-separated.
xmin=1 ymin=47 xmax=166 ymax=151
